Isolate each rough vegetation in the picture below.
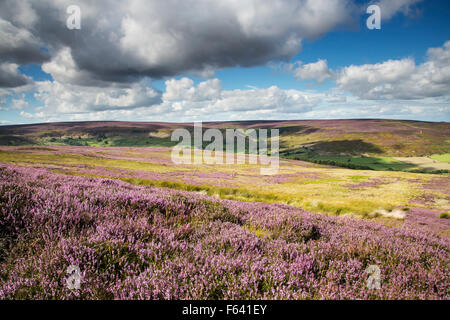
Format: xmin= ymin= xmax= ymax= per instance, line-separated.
xmin=0 ymin=119 xmax=448 ymax=300
xmin=0 ymin=164 xmax=448 ymax=299
xmin=1 ymin=120 xmax=449 ymax=166
xmin=0 ymin=145 xmax=448 ymax=233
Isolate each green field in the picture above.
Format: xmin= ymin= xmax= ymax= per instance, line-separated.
xmin=431 ymin=153 xmax=450 ymax=163
xmin=281 ymin=149 xmax=449 ymax=173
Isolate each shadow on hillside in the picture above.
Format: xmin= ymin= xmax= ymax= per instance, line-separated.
xmin=309 ymin=139 xmax=383 ymax=155
xmin=281 ymin=139 xmax=383 ymax=157
xmin=0 ymin=135 xmax=35 ymax=146
xmin=278 ymin=139 xmax=448 ymax=172
xmin=278 ymin=125 xmax=319 ymax=136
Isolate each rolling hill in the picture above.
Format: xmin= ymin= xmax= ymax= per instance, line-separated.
xmin=0 ymin=119 xmax=449 ymax=172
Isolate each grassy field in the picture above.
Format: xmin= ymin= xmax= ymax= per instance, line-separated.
xmin=431 ymin=153 xmax=450 ymax=163
xmin=0 ymin=145 xmax=448 ymax=235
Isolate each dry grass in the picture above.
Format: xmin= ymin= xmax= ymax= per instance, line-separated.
xmin=393 ymin=156 xmax=450 ymax=170
xmin=0 ymin=146 xmax=448 ymax=223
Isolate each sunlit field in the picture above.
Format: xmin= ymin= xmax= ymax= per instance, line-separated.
xmin=0 ymin=145 xmax=448 ymax=235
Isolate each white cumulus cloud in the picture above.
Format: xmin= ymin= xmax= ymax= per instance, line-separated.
xmin=336 ymin=41 xmax=450 ymax=99
xmin=372 ymin=0 xmax=423 ymax=20
xmin=291 ymin=59 xmax=334 ymax=83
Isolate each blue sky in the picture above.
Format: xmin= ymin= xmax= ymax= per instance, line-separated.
xmin=0 ymin=0 xmax=449 ymax=124
xmin=207 ymin=0 xmax=450 ymax=91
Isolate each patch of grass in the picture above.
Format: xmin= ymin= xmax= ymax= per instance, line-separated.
xmin=349 ymin=175 xmax=369 ymax=183
xmin=430 ymin=154 xmax=450 ymax=164
xmin=439 ymin=212 xmax=449 ymax=219
xmin=282 ymin=152 xmax=449 ymax=173
xmin=244 ymin=225 xmax=271 ymax=238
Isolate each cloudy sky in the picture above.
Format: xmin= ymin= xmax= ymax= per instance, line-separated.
xmin=0 ymin=0 xmax=449 ymax=125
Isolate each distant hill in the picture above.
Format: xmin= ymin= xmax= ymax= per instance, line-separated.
xmin=0 ymin=119 xmax=449 ymax=158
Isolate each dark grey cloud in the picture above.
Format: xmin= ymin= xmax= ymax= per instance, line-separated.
xmin=0 ymin=0 xmax=427 ymax=89
xmin=0 ymin=63 xmax=31 ymax=87
xmin=0 ymin=0 xmax=356 ymax=86
xmin=0 ymin=18 xmax=50 ymax=65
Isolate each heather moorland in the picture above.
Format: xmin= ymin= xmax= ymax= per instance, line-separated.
xmin=0 ymin=120 xmax=448 ymax=299
xmin=0 ymin=164 xmax=448 ymax=299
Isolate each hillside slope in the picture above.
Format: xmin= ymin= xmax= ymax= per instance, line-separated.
xmin=1 ymin=164 xmax=448 ymax=299
xmin=0 ymin=120 xmax=449 ymax=163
